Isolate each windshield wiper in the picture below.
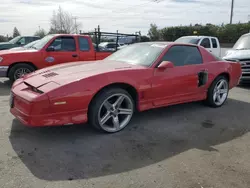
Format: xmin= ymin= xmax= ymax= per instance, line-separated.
xmin=30 ymin=46 xmax=37 ymax=50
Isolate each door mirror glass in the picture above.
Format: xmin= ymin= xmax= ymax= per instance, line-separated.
xmin=47 ymin=46 xmax=55 ymax=52
xmin=158 ymin=61 xmax=174 ymax=70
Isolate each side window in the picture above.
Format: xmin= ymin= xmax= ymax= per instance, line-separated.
xmin=200 ymin=38 xmax=211 ymax=48
xmin=78 ymin=37 xmax=90 ymax=51
xmin=25 ymin=37 xmax=33 ymax=44
xmin=161 ymin=45 xmax=203 ymax=66
xmin=48 ymin=36 xmax=76 ymax=51
xmin=211 ymin=38 xmax=218 ymax=48
xmin=18 ymin=37 xmax=25 ymax=45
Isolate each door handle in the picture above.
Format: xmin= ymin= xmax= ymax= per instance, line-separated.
xmin=72 ymin=54 xmax=78 ymax=57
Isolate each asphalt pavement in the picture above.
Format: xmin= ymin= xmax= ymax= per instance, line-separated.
xmin=0 ymin=78 xmax=250 ymax=188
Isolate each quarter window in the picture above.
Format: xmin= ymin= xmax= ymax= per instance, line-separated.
xmin=200 ymin=38 xmax=211 ymax=48
xmin=211 ymin=38 xmax=218 ymax=48
xmin=78 ymin=37 xmax=90 ymax=51
xmin=161 ymin=45 xmax=203 ymax=66
xmin=48 ymin=36 xmax=76 ymax=51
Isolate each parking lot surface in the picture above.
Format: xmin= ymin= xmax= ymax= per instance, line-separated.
xmin=0 ymin=78 xmax=250 ymax=188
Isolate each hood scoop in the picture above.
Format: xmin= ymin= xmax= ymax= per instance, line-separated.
xmin=42 ymin=72 xmax=59 ymax=78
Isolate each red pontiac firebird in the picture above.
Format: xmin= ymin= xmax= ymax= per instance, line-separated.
xmin=10 ymin=42 xmax=242 ymax=133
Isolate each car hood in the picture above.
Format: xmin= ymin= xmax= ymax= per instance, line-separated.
xmin=21 ymin=60 xmax=145 ymax=88
xmin=0 ymin=42 xmax=11 ymax=45
xmin=223 ymin=49 xmax=250 ymax=60
xmin=0 ymin=48 xmax=37 ymax=55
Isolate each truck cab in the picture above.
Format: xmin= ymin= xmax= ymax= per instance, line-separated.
xmin=223 ymin=33 xmax=250 ymax=83
xmin=175 ymin=36 xmax=221 ymax=57
xmin=0 ymin=34 xmax=112 ymax=82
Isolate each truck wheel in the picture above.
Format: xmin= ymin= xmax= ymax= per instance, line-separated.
xmin=8 ymin=63 xmax=35 ymax=82
xmin=88 ymin=88 xmax=134 ymax=133
xmin=205 ymin=75 xmax=229 ymax=108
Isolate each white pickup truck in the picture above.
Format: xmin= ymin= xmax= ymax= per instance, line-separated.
xmin=223 ymin=32 xmax=250 ymax=83
xmin=175 ymin=36 xmax=221 ymax=57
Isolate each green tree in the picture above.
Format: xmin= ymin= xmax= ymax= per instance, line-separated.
xmin=148 ymin=23 xmax=160 ymax=41
xmin=34 ymin=28 xmax=46 ymax=38
xmin=0 ymin=35 xmax=7 ymax=42
xmin=13 ymin=27 xmax=21 ymax=38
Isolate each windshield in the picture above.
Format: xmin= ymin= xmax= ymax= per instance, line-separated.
xmin=105 ymin=43 xmax=167 ymax=67
xmin=175 ymin=37 xmax=200 ymax=44
xmin=32 ymin=35 xmax=55 ymax=50
xmin=9 ymin=36 xmax=22 ymax=44
xmin=24 ymin=40 xmax=39 ymax=48
xmin=233 ymin=34 xmax=250 ymax=50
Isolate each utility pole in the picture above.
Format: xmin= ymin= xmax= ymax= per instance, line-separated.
xmin=230 ymin=0 xmax=234 ymax=24
xmin=73 ymin=16 xmax=78 ymax=34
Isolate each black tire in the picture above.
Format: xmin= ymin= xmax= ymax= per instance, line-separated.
xmin=8 ymin=63 xmax=35 ymax=82
xmin=88 ymin=87 xmax=135 ymax=133
xmin=205 ymin=75 xmax=229 ymax=108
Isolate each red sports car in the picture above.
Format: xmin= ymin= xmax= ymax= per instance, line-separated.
xmin=10 ymin=42 xmax=242 ymax=133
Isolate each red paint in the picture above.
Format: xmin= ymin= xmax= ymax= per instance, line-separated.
xmin=10 ymin=43 xmax=242 ymax=127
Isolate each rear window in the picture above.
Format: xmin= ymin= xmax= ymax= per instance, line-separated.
xmin=211 ymin=38 xmax=218 ymax=48
xmin=78 ymin=37 xmax=90 ymax=51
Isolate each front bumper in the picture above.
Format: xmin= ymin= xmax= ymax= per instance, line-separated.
xmin=0 ymin=66 xmax=8 ymax=77
xmin=9 ymin=92 xmax=88 ymax=127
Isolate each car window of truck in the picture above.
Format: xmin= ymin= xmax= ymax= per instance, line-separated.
xmin=211 ymin=38 xmax=218 ymax=48
xmin=78 ymin=37 xmax=90 ymax=51
xmin=161 ymin=45 xmax=203 ymax=66
xmin=200 ymin=38 xmax=211 ymax=48
xmin=48 ymin=36 xmax=76 ymax=51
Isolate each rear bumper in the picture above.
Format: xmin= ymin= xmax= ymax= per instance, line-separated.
xmin=10 ymin=107 xmax=88 ymax=127
xmin=0 ymin=66 xmax=8 ymax=77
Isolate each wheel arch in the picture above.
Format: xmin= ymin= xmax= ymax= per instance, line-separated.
xmin=88 ymin=82 xmax=139 ymax=112
xmin=7 ymin=62 xmax=38 ymax=77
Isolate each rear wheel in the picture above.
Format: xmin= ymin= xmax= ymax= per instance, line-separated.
xmin=89 ymin=88 xmax=134 ymax=133
xmin=8 ymin=63 xmax=35 ymax=82
xmin=205 ymin=75 xmax=229 ymax=107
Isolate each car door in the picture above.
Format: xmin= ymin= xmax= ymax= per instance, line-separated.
xmin=43 ymin=36 xmax=79 ymax=67
xmin=151 ymin=45 xmax=207 ymax=107
xmin=210 ymin=38 xmax=220 ymax=57
xmin=77 ymin=36 xmax=96 ymax=61
xmin=199 ymin=37 xmax=212 ymax=54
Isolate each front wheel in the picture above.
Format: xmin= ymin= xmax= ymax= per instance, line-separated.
xmin=205 ymin=75 xmax=229 ymax=108
xmin=8 ymin=63 xmax=35 ymax=82
xmin=89 ymin=88 xmax=134 ymax=133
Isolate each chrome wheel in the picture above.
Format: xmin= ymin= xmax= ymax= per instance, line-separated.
xmin=213 ymin=79 xmax=228 ymax=106
xmin=98 ymin=93 xmax=134 ymax=132
xmin=14 ymin=68 xmax=31 ymax=80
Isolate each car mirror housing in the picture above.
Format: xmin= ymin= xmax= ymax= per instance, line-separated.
xmin=47 ymin=46 xmax=55 ymax=52
xmin=157 ymin=61 xmax=174 ymax=70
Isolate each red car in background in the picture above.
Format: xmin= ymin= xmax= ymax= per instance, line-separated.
xmin=10 ymin=42 xmax=242 ymax=133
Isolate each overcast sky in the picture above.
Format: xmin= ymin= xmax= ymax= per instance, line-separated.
xmin=0 ymin=0 xmax=250 ymax=36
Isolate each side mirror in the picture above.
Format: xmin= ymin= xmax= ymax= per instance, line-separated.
xmin=47 ymin=46 xmax=55 ymax=52
xmin=16 ymin=41 xmax=21 ymax=46
xmin=157 ymin=61 xmax=174 ymax=70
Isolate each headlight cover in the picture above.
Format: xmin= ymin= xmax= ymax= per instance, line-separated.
xmin=0 ymin=57 xmax=3 ymax=62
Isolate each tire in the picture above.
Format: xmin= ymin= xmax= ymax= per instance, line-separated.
xmin=8 ymin=63 xmax=36 ymax=82
xmin=88 ymin=88 xmax=135 ymax=133
xmin=205 ymin=75 xmax=229 ymax=108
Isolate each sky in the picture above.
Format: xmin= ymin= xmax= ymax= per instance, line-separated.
xmin=0 ymin=0 xmax=250 ymax=36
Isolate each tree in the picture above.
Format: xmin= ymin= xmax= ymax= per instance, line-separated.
xmin=13 ymin=27 xmax=21 ymax=38
xmin=148 ymin=23 xmax=160 ymax=41
xmin=140 ymin=35 xmax=150 ymax=42
xmin=34 ymin=28 xmax=46 ymax=38
xmin=49 ymin=6 xmax=81 ymax=34
xmin=0 ymin=35 xmax=7 ymax=42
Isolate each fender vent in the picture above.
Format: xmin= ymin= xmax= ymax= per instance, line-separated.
xmin=42 ymin=72 xmax=58 ymax=78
